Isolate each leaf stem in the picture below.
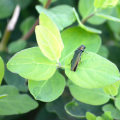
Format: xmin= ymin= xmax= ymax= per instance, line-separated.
xmin=22 ymin=0 xmax=52 ymax=41
xmin=0 ymin=5 xmax=21 ymax=51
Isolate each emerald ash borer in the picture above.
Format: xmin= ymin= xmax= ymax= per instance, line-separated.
xmin=71 ymin=45 xmax=86 ymax=71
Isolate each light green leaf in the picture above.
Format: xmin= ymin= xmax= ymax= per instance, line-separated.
xmin=101 ymin=111 xmax=113 ymax=120
xmin=103 ymin=81 xmax=120 ymax=96
xmin=86 ymin=112 xmax=96 ymax=120
xmin=20 ymin=16 xmax=36 ymax=35
xmin=79 ymin=0 xmax=113 ymax=25
xmin=96 ymin=13 xmax=120 ymax=22
xmin=69 ymin=82 xmax=110 ymax=105
xmin=28 ymin=71 xmax=65 ymax=102
xmin=0 ymin=57 xmax=4 ymax=85
xmin=102 ymin=104 xmax=120 ymax=119
xmin=8 ymin=39 xmax=27 ymax=54
xmin=65 ymin=52 xmax=120 ymax=88
xmin=35 ymin=13 xmax=64 ymax=61
xmin=65 ymin=100 xmax=102 ymax=118
xmin=7 ymin=47 xmax=56 ymax=81
xmin=0 ymin=94 xmax=8 ymax=99
xmin=97 ymin=45 xmax=109 ymax=58
xmin=0 ymin=86 xmax=38 ymax=115
xmin=36 ymin=5 xmax=76 ymax=31
xmin=60 ymin=27 xmax=101 ymax=65
xmin=94 ymin=0 xmax=119 ymax=8
xmin=73 ymin=8 xmax=102 ymax=34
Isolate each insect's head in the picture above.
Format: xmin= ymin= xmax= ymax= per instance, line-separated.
xmin=78 ymin=45 xmax=86 ymax=52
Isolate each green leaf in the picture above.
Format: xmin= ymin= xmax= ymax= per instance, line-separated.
xmin=96 ymin=13 xmax=120 ymax=22
xmin=15 ymin=0 xmax=32 ymax=9
xmin=102 ymin=104 xmax=120 ymax=119
xmin=79 ymin=0 xmax=113 ymax=25
xmin=101 ymin=111 xmax=113 ymax=120
xmin=69 ymin=82 xmax=110 ymax=105
xmin=20 ymin=16 xmax=35 ymax=35
xmin=8 ymin=39 xmax=27 ymax=54
xmin=73 ymin=8 xmax=102 ymax=34
xmin=60 ymin=27 xmax=101 ymax=65
xmin=4 ymin=67 xmax=27 ymax=92
xmin=28 ymin=71 xmax=65 ymax=102
xmin=35 ymin=13 xmax=64 ymax=61
xmin=36 ymin=107 xmax=58 ymax=120
xmin=0 ymin=0 xmax=15 ymax=19
xmin=7 ymin=47 xmax=56 ymax=81
xmin=65 ymin=100 xmax=102 ymax=118
xmin=108 ymin=5 xmax=120 ymax=39
xmin=65 ymin=52 xmax=120 ymax=89
xmin=38 ymin=0 xmax=56 ymax=6
xmin=46 ymin=97 xmax=77 ymax=120
xmin=97 ymin=45 xmax=109 ymax=58
xmin=0 ymin=57 xmax=4 ymax=85
xmin=36 ymin=5 xmax=76 ymax=31
xmin=94 ymin=0 xmax=119 ymax=8
xmin=0 ymin=86 xmax=38 ymax=115
xmin=86 ymin=112 xmax=96 ymax=120
xmin=103 ymin=81 xmax=120 ymax=96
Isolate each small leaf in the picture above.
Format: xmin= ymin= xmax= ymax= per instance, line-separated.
xmin=65 ymin=100 xmax=102 ymax=118
xmin=103 ymin=81 xmax=120 ymax=96
xmin=73 ymin=8 xmax=102 ymax=34
xmin=36 ymin=5 xmax=76 ymax=31
xmin=20 ymin=16 xmax=36 ymax=35
xmin=0 ymin=94 xmax=8 ymax=99
xmin=35 ymin=13 xmax=64 ymax=61
xmin=69 ymin=82 xmax=110 ymax=105
xmin=96 ymin=13 xmax=120 ymax=22
xmin=8 ymin=39 xmax=27 ymax=54
xmin=60 ymin=26 xmax=101 ymax=65
xmin=28 ymin=71 xmax=65 ymax=102
xmin=7 ymin=47 xmax=56 ymax=81
xmin=0 ymin=86 xmax=38 ymax=115
xmin=94 ymin=0 xmax=119 ymax=8
xmin=65 ymin=52 xmax=120 ymax=88
xmin=86 ymin=112 xmax=96 ymax=120
xmin=102 ymin=104 xmax=120 ymax=119
xmin=79 ymin=0 xmax=113 ymax=25
xmin=0 ymin=57 xmax=4 ymax=85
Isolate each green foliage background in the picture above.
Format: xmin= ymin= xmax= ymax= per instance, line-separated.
xmin=0 ymin=0 xmax=120 ymax=120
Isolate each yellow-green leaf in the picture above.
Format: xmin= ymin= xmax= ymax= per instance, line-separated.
xmin=94 ymin=0 xmax=119 ymax=8
xmin=35 ymin=13 xmax=64 ymax=61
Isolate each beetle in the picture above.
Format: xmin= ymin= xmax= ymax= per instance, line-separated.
xmin=71 ymin=45 xmax=86 ymax=71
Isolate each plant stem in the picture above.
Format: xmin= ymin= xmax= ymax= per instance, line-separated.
xmin=0 ymin=5 xmax=20 ymax=51
xmin=81 ymin=12 xmax=95 ymax=24
xmin=22 ymin=0 xmax=52 ymax=41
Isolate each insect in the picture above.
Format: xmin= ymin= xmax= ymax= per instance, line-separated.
xmin=71 ymin=45 xmax=86 ymax=71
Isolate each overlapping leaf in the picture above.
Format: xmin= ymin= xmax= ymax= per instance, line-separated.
xmin=35 ymin=13 xmax=64 ymax=61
